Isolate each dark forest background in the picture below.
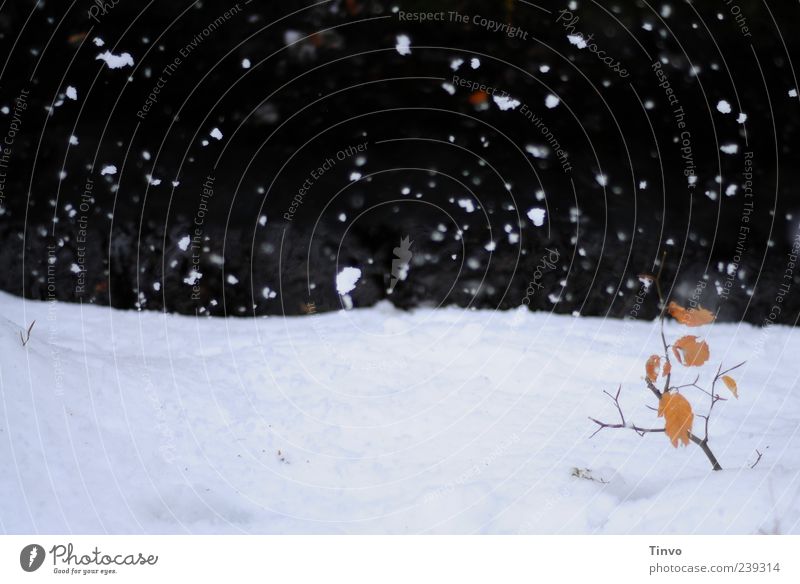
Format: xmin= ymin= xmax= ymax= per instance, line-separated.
xmin=0 ymin=0 xmax=798 ymax=323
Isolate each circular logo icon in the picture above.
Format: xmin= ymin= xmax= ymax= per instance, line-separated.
xmin=20 ymin=544 xmax=45 ymax=572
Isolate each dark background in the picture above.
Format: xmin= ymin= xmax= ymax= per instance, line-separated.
xmin=0 ymin=0 xmax=798 ymax=323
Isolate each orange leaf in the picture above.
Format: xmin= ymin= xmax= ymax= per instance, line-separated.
xmin=668 ymin=301 xmax=715 ymax=327
xmin=662 ymin=361 xmax=672 ymax=377
xmin=721 ymin=375 xmax=739 ymax=399
xmin=672 ymin=335 xmax=710 ymax=367
xmin=469 ymin=90 xmax=489 ymax=105
xmin=645 ymin=355 xmax=661 ymax=383
xmin=658 ymin=392 xmax=694 ymax=448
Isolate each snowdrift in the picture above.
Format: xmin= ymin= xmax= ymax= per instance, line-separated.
xmin=0 ymin=292 xmax=798 ymax=534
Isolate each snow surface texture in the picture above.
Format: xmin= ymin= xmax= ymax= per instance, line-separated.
xmin=0 ymin=292 xmax=798 ymax=534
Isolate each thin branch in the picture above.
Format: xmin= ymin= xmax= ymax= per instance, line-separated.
xmin=591 ymin=382 xmax=723 ymax=471
xmin=718 ymin=361 xmax=746 ymax=378
xmin=20 ymin=320 xmax=35 ymax=347
xmin=603 ymin=386 xmax=625 ymax=427
xmin=589 ymin=418 xmax=666 ymax=438
xmin=589 ymin=386 xmax=666 ymax=438
xmin=750 ymin=449 xmax=764 ymax=469
xmin=672 ymin=375 xmax=701 ymax=390
xmin=687 ymin=431 xmax=722 ymax=471
xmin=645 ymin=379 xmax=662 ymax=399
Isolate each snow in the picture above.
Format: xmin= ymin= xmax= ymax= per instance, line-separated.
xmin=737 ymin=112 xmax=748 ymax=124
xmin=210 ymin=127 xmax=223 ymax=140
xmin=69 ymin=135 xmax=79 ymax=145
xmin=1 ymin=292 xmax=799 ymax=534
xmin=241 ymin=58 xmax=251 ymax=69
xmin=395 ymin=35 xmax=411 ymax=56
xmin=100 ymin=164 xmax=117 ymax=176
xmin=567 ymin=34 xmax=587 ymax=49
xmin=470 ymin=58 xmax=480 ymax=69
xmin=458 ymin=199 xmax=476 ymax=213
xmin=492 ymin=95 xmax=521 ymax=111
xmin=95 ymin=50 xmax=134 ymax=69
xmin=789 ymin=88 xmax=798 ymax=98
xmin=720 ymin=143 xmax=739 ymax=154
xmin=65 ymin=86 xmax=77 ymax=100
xmin=178 ymin=236 xmax=191 ymax=251
xmin=284 ymin=31 xmax=302 ymax=46
xmin=545 ymin=94 xmax=560 ymax=109
xmin=526 ymin=144 xmax=550 ymax=159
xmin=527 ymin=207 xmax=547 ymax=227
xmin=183 ymin=270 xmax=202 ymax=285
xmin=335 ymin=267 xmax=361 ymax=295
xmin=716 ymin=99 xmax=731 ymax=114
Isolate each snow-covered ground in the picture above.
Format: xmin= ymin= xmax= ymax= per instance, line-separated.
xmin=1 ymin=291 xmax=798 ymax=534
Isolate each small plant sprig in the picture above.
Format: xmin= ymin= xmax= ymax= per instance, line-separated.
xmin=20 ymin=320 xmax=35 ymax=347
xmin=589 ymin=258 xmax=744 ymax=471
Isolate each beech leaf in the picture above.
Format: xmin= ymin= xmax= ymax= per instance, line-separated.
xmin=668 ymin=301 xmax=715 ymax=327
xmin=646 ymin=355 xmax=661 ymax=383
xmin=658 ymin=392 xmax=694 ymax=448
xmin=721 ymin=375 xmax=739 ymax=399
xmin=672 ymin=335 xmax=710 ymax=367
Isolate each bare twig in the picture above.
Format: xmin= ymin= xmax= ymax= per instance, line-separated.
xmin=654 ymin=252 xmax=673 ymax=392
xmin=750 ymin=449 xmax=764 ymax=469
xmin=589 ymin=386 xmax=666 ymax=438
xmin=571 ymin=467 xmax=609 ymax=484
xmin=686 ymin=431 xmax=722 ymax=471
xmin=20 ymin=320 xmax=35 ymax=347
